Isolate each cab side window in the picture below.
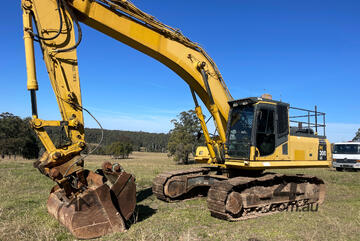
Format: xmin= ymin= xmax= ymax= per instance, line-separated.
xmin=277 ymin=104 xmax=289 ymax=138
xmin=256 ymin=108 xmax=275 ymax=156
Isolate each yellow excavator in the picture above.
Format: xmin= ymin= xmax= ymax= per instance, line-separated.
xmin=22 ymin=0 xmax=331 ymax=239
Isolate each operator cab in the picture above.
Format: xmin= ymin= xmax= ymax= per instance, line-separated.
xmin=226 ymin=96 xmax=289 ymax=159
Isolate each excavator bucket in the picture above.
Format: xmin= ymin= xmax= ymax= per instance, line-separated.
xmin=46 ymin=162 xmax=136 ymax=239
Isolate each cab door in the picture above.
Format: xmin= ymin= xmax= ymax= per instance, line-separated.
xmin=255 ymin=104 xmax=276 ymax=157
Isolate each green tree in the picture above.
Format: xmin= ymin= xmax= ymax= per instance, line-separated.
xmin=0 ymin=113 xmax=39 ymax=159
xmin=124 ymin=143 xmax=133 ymax=158
xmin=107 ymin=142 xmax=133 ymax=158
xmin=167 ymin=110 xmax=202 ymax=164
xmin=107 ymin=142 xmax=124 ymax=158
xmin=353 ymin=128 xmax=360 ymax=141
xmin=21 ymin=117 xmax=40 ymax=159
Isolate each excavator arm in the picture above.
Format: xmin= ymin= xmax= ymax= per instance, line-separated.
xmin=23 ymin=0 xmax=85 ymax=172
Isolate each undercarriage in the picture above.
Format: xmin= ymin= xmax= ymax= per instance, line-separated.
xmin=153 ymin=167 xmax=325 ymax=220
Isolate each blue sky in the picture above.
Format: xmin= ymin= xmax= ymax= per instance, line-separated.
xmin=1 ymin=0 xmax=359 ymax=143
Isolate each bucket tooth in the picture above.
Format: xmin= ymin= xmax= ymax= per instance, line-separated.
xmin=47 ymin=169 xmax=136 ymax=239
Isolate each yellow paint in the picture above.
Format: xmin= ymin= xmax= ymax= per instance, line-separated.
xmin=194 ymin=146 xmax=210 ymax=163
xmin=256 ymin=101 xmax=276 ymax=105
xmin=194 ymin=106 xmax=216 ymax=162
xmin=295 ymin=150 xmax=305 ymax=160
xmin=225 ymin=160 xmax=331 ymax=169
xmin=22 ymin=4 xmax=38 ymax=90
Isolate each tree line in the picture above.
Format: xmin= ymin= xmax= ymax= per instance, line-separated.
xmin=46 ymin=127 xmax=169 ymax=155
xmin=84 ymin=128 xmax=169 ymax=153
xmin=0 ymin=112 xmax=39 ymax=159
xmin=0 ymin=112 xmax=169 ymax=159
xmin=0 ymin=110 xmax=201 ymax=163
xmin=2 ymin=111 xmax=360 ymax=163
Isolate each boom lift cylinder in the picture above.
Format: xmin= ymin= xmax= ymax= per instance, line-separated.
xmin=22 ymin=1 xmax=38 ymax=91
xmin=190 ymin=87 xmax=217 ymax=162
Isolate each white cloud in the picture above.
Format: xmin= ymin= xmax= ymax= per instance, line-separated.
xmin=326 ymin=123 xmax=359 ymax=143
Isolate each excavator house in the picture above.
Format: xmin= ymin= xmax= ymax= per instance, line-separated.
xmin=153 ymin=96 xmax=329 ymax=220
xmin=21 ymin=0 xmax=332 ymax=239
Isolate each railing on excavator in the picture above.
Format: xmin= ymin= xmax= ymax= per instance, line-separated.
xmin=289 ymin=106 xmax=326 ymax=136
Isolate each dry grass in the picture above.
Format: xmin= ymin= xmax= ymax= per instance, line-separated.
xmin=0 ymin=152 xmax=359 ymax=241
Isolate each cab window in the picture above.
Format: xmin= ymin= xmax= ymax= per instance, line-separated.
xmin=256 ymin=108 xmax=275 ymax=156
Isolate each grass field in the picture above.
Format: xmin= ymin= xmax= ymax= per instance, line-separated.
xmin=0 ymin=152 xmax=359 ymax=241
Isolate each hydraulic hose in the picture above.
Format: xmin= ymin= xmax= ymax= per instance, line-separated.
xmin=54 ymin=0 xmax=82 ymax=53
xmin=30 ymin=0 xmax=63 ymax=41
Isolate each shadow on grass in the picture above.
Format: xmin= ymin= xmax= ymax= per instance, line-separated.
xmin=136 ymin=187 xmax=153 ymax=203
xmin=130 ymin=187 xmax=157 ymax=223
xmin=135 ymin=204 xmax=156 ymax=222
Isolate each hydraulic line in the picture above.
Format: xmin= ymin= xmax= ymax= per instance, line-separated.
xmin=63 ymin=104 xmax=104 ymax=176
xmin=30 ymin=0 xmax=64 ymax=41
xmin=54 ymin=0 xmax=82 ymax=53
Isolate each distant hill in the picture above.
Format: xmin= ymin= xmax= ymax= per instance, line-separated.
xmin=84 ymin=128 xmax=169 ymax=152
xmin=45 ymin=126 xmax=169 ymax=153
xmin=0 ymin=112 xmax=169 ymax=159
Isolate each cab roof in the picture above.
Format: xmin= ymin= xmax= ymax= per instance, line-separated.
xmin=228 ymin=97 xmax=289 ymax=107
